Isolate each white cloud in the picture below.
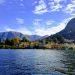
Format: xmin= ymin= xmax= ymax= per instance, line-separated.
xmin=16 ymin=18 xmax=24 ymax=24
xmin=54 ymin=0 xmax=66 ymax=3
xmin=34 ymin=17 xmax=72 ymax=36
xmin=46 ymin=20 xmax=54 ymax=26
xmin=33 ymin=19 xmax=42 ymax=26
xmin=64 ymin=3 xmax=75 ymax=15
xmin=16 ymin=28 xmax=32 ymax=35
xmin=5 ymin=27 xmax=32 ymax=35
xmin=0 ymin=0 xmax=5 ymax=4
xmin=50 ymin=3 xmax=63 ymax=12
xmin=33 ymin=19 xmax=55 ymax=27
xmin=34 ymin=24 xmax=65 ymax=36
xmin=34 ymin=9 xmax=48 ymax=14
xmin=33 ymin=0 xmax=75 ymax=15
xmin=48 ymin=0 xmax=66 ymax=12
xmin=5 ymin=28 xmax=15 ymax=31
xmin=33 ymin=0 xmax=48 ymax=14
xmin=71 ymin=0 xmax=75 ymax=3
xmin=33 ymin=19 xmax=55 ymax=32
xmin=33 ymin=0 xmax=66 ymax=14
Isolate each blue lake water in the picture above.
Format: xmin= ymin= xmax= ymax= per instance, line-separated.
xmin=0 ymin=49 xmax=75 ymax=75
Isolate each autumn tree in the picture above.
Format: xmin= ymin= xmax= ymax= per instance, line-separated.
xmin=11 ymin=38 xmax=20 ymax=45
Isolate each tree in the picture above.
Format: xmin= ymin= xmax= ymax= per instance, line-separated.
xmin=22 ymin=37 xmax=29 ymax=42
xmin=11 ymin=38 xmax=20 ymax=45
xmin=5 ymin=39 xmax=11 ymax=45
xmin=51 ymin=35 xmax=65 ymax=43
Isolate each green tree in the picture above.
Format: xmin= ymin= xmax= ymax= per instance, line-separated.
xmin=5 ymin=39 xmax=11 ymax=45
xmin=51 ymin=35 xmax=65 ymax=43
xmin=22 ymin=37 xmax=29 ymax=42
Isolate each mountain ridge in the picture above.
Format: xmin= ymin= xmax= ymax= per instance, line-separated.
xmin=58 ymin=18 xmax=75 ymax=40
xmin=0 ymin=31 xmax=48 ymax=41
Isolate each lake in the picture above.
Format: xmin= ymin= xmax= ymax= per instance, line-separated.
xmin=0 ymin=49 xmax=75 ymax=75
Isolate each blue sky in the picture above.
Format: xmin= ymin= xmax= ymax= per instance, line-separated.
xmin=0 ymin=0 xmax=75 ymax=36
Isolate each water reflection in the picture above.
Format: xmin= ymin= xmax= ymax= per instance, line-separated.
xmin=0 ymin=49 xmax=75 ymax=75
xmin=61 ymin=50 xmax=75 ymax=75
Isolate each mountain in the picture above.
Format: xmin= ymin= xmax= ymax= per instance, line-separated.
xmin=0 ymin=31 xmax=46 ymax=41
xmin=58 ymin=18 xmax=75 ymax=40
xmin=25 ymin=35 xmax=42 ymax=41
xmin=45 ymin=18 xmax=75 ymax=41
xmin=0 ymin=31 xmax=25 ymax=41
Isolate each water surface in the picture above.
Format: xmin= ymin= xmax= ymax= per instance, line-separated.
xmin=0 ymin=49 xmax=75 ymax=75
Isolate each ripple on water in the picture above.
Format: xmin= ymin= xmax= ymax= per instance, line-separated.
xmin=0 ymin=49 xmax=75 ymax=75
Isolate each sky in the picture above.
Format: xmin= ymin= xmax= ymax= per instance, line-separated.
xmin=0 ymin=0 xmax=75 ymax=36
